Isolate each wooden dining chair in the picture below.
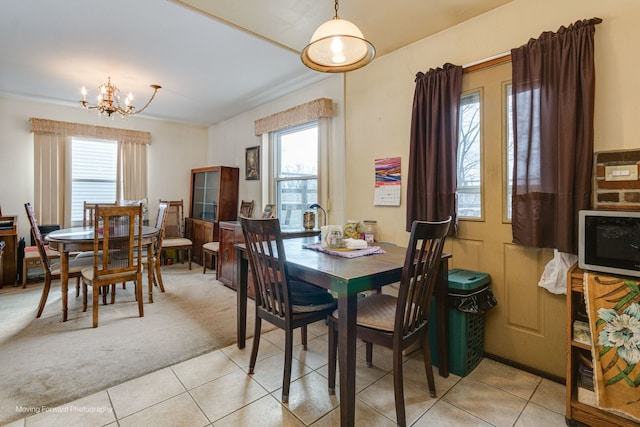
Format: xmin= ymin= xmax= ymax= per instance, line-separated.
xmin=159 ymin=199 xmax=192 ymax=269
xmin=24 ymin=203 xmax=90 ymax=318
xmin=327 ymin=217 xmax=451 ymax=427
xmin=240 ymin=216 xmax=337 ymax=403
xmin=142 ymin=202 xmax=169 ymax=292
xmin=81 ymin=204 xmax=144 ymax=328
xmin=83 ymin=201 xmax=117 ymax=227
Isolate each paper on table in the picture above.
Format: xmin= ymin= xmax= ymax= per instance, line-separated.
xmin=344 ymin=238 xmax=367 ymax=249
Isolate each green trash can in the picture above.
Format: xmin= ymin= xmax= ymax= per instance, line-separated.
xmin=429 ymin=268 xmax=496 ymax=376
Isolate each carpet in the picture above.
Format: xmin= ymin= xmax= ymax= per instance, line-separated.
xmin=584 ymin=271 xmax=640 ymax=422
xmin=0 ymin=263 xmax=266 ymax=425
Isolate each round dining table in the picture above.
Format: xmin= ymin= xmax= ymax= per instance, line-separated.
xmin=47 ymin=225 xmax=159 ymax=322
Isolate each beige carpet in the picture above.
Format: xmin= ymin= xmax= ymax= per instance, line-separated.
xmin=0 ymin=263 xmax=266 ymax=425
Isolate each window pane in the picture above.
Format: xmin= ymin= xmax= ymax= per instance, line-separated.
xmin=71 ymin=138 xmax=117 ymax=223
xmin=505 ymin=83 xmax=514 ymax=220
xmin=457 ymin=91 xmax=482 ymax=218
xmin=274 ymin=122 xmax=318 ymax=230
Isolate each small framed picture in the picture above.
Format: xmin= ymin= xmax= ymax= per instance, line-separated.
xmin=245 ymin=146 xmax=260 ymax=180
xmin=262 ymin=204 xmax=276 ymax=218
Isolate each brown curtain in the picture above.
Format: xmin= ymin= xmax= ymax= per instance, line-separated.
xmin=406 ymin=63 xmax=462 ymax=235
xmin=511 ymin=18 xmax=601 ymax=254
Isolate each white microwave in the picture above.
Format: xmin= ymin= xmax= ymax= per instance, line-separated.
xmin=578 ymin=209 xmax=640 ymax=278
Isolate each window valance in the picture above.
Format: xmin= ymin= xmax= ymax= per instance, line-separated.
xmin=29 ymin=117 xmax=151 ymax=145
xmin=254 ymin=98 xmax=334 ymax=136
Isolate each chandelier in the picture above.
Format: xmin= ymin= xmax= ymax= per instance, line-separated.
xmin=80 ymin=77 xmax=161 ymax=118
xmin=301 ymin=0 xmax=375 ymax=73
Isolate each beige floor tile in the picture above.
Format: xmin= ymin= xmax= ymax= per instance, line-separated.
xmin=356 ymin=372 xmax=438 ymax=425
xmin=189 ymin=369 xmax=268 ymax=422
xmin=171 ymin=349 xmax=240 ymax=390
xmin=316 ymin=357 xmax=389 ymax=394
xmin=444 ymin=376 xmax=527 ymax=427
xmin=313 ymin=399 xmax=397 ymax=426
xmin=292 ymin=335 xmax=332 ymax=370
xmin=467 ymin=358 xmax=541 ymax=399
xmin=529 ymin=378 xmax=565 ymax=415
xmin=515 ymin=401 xmax=567 ymax=427
xmin=413 ymin=400 xmax=493 ymax=426
xmin=215 ymin=395 xmax=304 ymax=427
xmin=402 ymin=353 xmax=462 ymax=394
xmin=117 ymin=393 xmax=209 ymax=427
xmin=221 ymin=336 xmax=282 ymax=368
xmin=108 ymin=368 xmax=185 ymax=419
xmin=2 ymin=420 xmax=23 ymax=427
xmin=283 ymin=371 xmax=340 ymax=425
xmin=24 ymin=391 xmax=115 ymax=427
xmin=247 ymin=351 xmax=312 ymax=393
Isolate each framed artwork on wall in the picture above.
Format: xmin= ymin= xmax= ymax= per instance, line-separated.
xmin=262 ymin=204 xmax=276 ymax=218
xmin=245 ymin=146 xmax=260 ymax=180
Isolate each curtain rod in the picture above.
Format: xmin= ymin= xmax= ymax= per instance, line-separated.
xmin=463 ymin=52 xmax=511 ymax=73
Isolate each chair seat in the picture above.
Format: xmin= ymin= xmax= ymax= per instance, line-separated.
xmin=333 ymin=293 xmax=397 ymax=332
xmin=163 ymin=237 xmax=193 ymax=247
xmin=202 ymin=241 xmax=219 ymax=252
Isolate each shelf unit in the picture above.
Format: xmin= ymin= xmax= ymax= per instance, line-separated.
xmin=185 ymin=166 xmax=239 ymax=265
xmin=566 ymin=263 xmax=640 ymax=426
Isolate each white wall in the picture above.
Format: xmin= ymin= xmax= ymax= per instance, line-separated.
xmin=344 ymin=0 xmax=640 ymax=245
xmin=0 ymin=96 xmax=208 ymax=242
xmin=208 ymin=75 xmax=346 ymax=223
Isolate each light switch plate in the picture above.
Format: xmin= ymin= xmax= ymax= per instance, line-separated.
xmin=605 ymin=165 xmax=638 ymax=181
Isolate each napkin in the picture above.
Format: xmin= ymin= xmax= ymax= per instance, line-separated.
xmin=344 ymin=238 xmax=368 ymax=249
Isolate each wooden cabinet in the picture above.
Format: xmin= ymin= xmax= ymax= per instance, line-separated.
xmin=566 ymin=264 xmax=638 ymax=426
xmin=0 ymin=216 xmax=17 ymax=287
xmin=185 ymin=166 xmax=239 ymax=266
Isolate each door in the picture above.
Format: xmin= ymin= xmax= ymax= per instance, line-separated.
xmin=447 ymin=61 xmax=566 ymax=378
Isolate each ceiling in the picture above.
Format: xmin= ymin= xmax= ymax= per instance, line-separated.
xmin=0 ymin=0 xmax=511 ymax=127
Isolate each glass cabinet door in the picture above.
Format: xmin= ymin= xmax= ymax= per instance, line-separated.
xmin=192 ymin=170 xmax=219 ymax=222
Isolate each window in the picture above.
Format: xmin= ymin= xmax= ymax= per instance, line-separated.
xmin=504 ymin=83 xmax=514 ymax=220
xmin=71 ymin=137 xmax=117 ymax=224
xmin=273 ymin=122 xmax=318 ymax=231
xmin=457 ymin=91 xmax=482 ymax=218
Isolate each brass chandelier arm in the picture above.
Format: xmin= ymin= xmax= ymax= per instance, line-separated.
xmin=130 ymin=84 xmax=162 ymax=115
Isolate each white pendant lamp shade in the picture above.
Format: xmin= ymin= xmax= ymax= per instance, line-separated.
xmin=301 ymin=17 xmax=375 ymax=73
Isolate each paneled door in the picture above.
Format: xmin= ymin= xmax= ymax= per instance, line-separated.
xmin=446 ymin=61 xmax=565 ymax=378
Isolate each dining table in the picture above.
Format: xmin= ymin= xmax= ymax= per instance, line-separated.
xmin=47 ymin=225 xmax=159 ymax=322
xmin=234 ymin=237 xmax=451 ymax=427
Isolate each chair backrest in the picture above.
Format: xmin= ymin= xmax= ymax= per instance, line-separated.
xmin=92 ymin=204 xmax=142 ymax=279
xmin=396 ymin=217 xmax=451 ymax=338
xmin=159 ymin=199 xmax=184 ymax=238
xmin=240 ymin=200 xmax=255 ymax=218
xmin=24 ymin=202 xmax=52 ymax=275
xmin=83 ymin=201 xmax=117 ymax=227
xmin=154 ymin=202 xmax=170 ymax=253
xmin=240 ymin=217 xmax=291 ymax=320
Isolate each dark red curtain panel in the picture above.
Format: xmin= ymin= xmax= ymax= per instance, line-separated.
xmin=511 ymin=18 xmax=601 ymax=254
xmin=407 ymin=63 xmax=462 ymax=235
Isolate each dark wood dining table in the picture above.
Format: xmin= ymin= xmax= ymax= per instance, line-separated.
xmin=235 ymin=237 xmax=451 ymax=427
xmin=47 ymin=225 xmax=159 ymax=321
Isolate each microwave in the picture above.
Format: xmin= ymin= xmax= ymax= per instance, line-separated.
xmin=578 ymin=209 xmax=640 ymax=278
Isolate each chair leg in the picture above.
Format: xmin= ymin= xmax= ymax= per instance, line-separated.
xmin=187 ymin=248 xmax=192 ymax=270
xmin=202 ymin=250 xmax=208 ymax=274
xmin=301 ymin=325 xmax=308 ymax=350
xmin=282 ymin=326 xmax=294 ymax=403
xmin=422 ymin=335 xmax=437 ymax=397
xmin=136 ymin=275 xmax=144 ymax=318
xmin=93 ymin=284 xmax=100 ymax=328
xmin=393 ymin=347 xmax=407 ymax=427
xmin=366 ymin=342 xmax=373 ymax=367
xmin=327 ymin=316 xmax=338 ymax=394
xmin=154 ymin=260 xmax=165 ymax=292
xmin=35 ymin=274 xmax=52 ymax=318
xmin=82 ymin=279 xmax=88 ymax=312
xmin=76 ymin=277 xmax=81 ymax=298
xmin=248 ymin=317 xmax=262 ymax=375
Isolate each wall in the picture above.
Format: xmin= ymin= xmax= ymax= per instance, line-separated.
xmin=594 ymin=150 xmax=640 ymax=210
xmin=345 ymin=0 xmax=640 ymax=245
xmin=208 ymin=75 xmax=345 ymax=223
xmin=0 ymin=96 xmax=209 ymax=242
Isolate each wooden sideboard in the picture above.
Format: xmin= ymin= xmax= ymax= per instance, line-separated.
xmin=0 ymin=216 xmax=17 ymax=287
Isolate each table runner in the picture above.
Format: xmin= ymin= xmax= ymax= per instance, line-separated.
xmin=583 ymin=271 xmax=640 ymax=422
xmin=303 ymin=242 xmax=386 ymax=258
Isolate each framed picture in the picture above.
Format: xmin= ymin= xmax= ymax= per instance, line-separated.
xmin=262 ymin=204 xmax=276 ymax=218
xmin=245 ymin=146 xmax=260 ymax=180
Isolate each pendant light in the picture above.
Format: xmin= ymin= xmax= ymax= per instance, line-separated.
xmin=301 ymin=0 xmax=375 ymax=73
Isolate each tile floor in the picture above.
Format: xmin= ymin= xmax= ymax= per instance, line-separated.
xmin=6 ymin=320 xmax=567 ymax=427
